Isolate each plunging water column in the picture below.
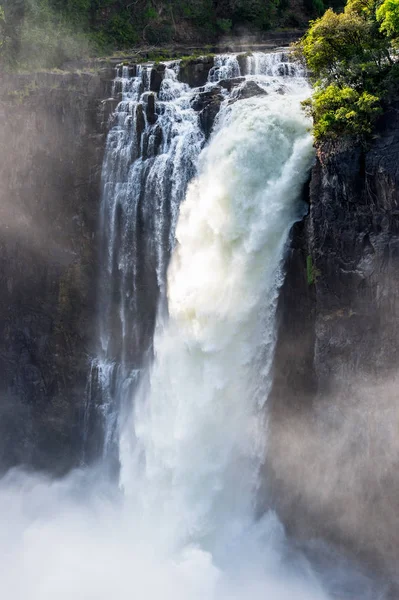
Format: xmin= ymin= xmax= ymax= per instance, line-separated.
xmin=85 ymin=52 xmax=313 ymax=476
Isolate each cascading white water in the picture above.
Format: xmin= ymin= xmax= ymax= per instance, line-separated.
xmin=119 ymin=51 xmax=315 ymax=563
xmin=84 ymin=50 xmax=311 ymax=466
xmin=83 ymin=61 xmax=205 ymax=463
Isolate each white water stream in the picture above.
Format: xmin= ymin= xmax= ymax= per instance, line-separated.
xmin=119 ymin=78 xmax=314 ymax=548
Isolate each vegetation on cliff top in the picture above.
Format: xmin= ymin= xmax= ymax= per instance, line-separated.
xmin=2 ymin=0 xmax=397 ymax=146
xmin=296 ymin=0 xmax=399 ymax=142
xmin=0 ymin=0 xmax=333 ymax=69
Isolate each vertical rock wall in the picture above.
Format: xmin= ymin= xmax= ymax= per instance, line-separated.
xmin=0 ymin=69 xmax=114 ymax=473
xmin=269 ymin=104 xmax=399 ymax=588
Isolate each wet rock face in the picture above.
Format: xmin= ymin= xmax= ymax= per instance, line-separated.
xmin=179 ymin=56 xmax=214 ymax=88
xmin=150 ymin=63 xmax=166 ymax=93
xmin=145 ymin=93 xmax=158 ymax=124
xmin=136 ymin=103 xmax=146 ymax=142
xmin=219 ymin=77 xmax=245 ymax=92
xmin=232 ymin=80 xmax=267 ymax=101
xmin=309 ymin=111 xmax=399 ymax=387
xmin=269 ymin=104 xmax=399 ymax=588
xmin=191 ymin=87 xmax=223 ymax=139
xmin=0 ymin=69 xmax=113 ymax=474
xmin=272 ymin=103 xmax=399 ymax=406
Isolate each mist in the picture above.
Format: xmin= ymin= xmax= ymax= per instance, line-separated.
xmin=267 ymin=374 xmax=399 ymax=592
xmin=2 ymin=0 xmax=92 ymax=70
xmin=0 ymin=381 xmax=394 ymax=600
xmin=0 ymin=466 xmax=331 ymax=600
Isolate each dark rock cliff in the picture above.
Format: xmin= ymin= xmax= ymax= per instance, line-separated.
xmin=0 ymin=69 xmax=114 ymax=474
xmin=0 ymin=56 xmax=231 ymax=474
xmin=269 ymin=104 xmax=399 ymax=589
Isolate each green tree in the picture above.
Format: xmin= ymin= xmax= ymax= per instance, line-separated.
xmin=229 ymin=0 xmax=277 ymax=29
xmin=377 ymin=0 xmax=399 ymax=44
xmin=303 ymin=84 xmax=382 ymax=139
xmin=296 ymin=0 xmax=398 ymax=141
xmin=297 ymin=6 xmax=389 ymax=87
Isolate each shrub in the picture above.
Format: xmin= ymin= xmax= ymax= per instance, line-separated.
xmin=216 ymin=17 xmax=232 ymax=33
xmin=377 ymin=0 xmax=399 ymax=44
xmin=296 ymin=0 xmax=399 ymax=142
xmin=303 ymin=84 xmax=382 ymax=140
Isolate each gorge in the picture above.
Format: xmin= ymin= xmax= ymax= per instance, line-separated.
xmin=0 ymin=47 xmax=398 ymax=598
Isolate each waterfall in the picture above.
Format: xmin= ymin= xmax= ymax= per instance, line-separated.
xmin=0 ymin=51 xmax=388 ymax=600
xmin=84 ymin=51 xmax=312 ymax=469
xmin=83 ymin=62 xmax=205 ymax=465
xmin=120 ymin=68 xmax=314 ymax=538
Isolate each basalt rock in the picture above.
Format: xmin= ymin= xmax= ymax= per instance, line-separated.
xmin=269 ymin=103 xmax=399 ymax=590
xmin=179 ymin=56 xmax=214 ymax=88
xmin=232 ymin=80 xmax=267 ymax=101
xmin=145 ymin=93 xmax=158 ymax=125
xmin=0 ymin=69 xmax=114 ymax=475
xmin=219 ymin=77 xmax=245 ymax=92
xmin=191 ymin=87 xmax=223 ymax=139
xmin=150 ymin=63 xmax=166 ymax=93
xmin=136 ymin=103 xmax=146 ymax=144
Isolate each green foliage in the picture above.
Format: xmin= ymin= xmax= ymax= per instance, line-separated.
xmin=297 ymin=0 xmax=399 ymax=142
xmin=179 ymin=51 xmax=215 ymax=66
xmin=145 ymin=4 xmax=158 ymax=21
xmin=19 ymin=0 xmax=91 ymax=68
xmin=303 ymin=85 xmax=382 ymax=139
xmin=105 ymin=12 xmax=138 ymax=46
xmin=175 ymin=0 xmax=215 ymax=24
xmin=0 ymin=0 xmax=92 ymax=67
xmin=312 ymin=0 xmax=325 ymax=15
xmin=145 ymin=21 xmax=173 ymax=44
xmin=216 ymin=17 xmax=233 ymax=33
xmin=377 ymin=0 xmax=399 ymax=43
xmin=0 ymin=0 xmax=321 ymax=69
xmin=303 ymin=0 xmax=325 ymax=16
xmin=297 ymin=8 xmax=381 ymax=86
xmin=229 ymin=0 xmax=277 ymax=29
xmin=52 ymin=0 xmax=91 ymax=26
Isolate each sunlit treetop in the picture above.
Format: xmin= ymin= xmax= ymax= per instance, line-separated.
xmin=345 ymin=0 xmax=379 ymax=18
xmin=297 ymin=7 xmax=388 ymax=87
xmin=296 ymin=0 xmax=399 ymax=141
xmin=377 ymin=0 xmax=399 ymax=43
